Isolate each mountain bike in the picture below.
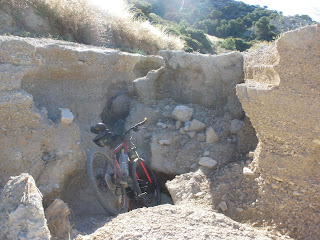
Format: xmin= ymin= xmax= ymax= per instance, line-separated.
xmin=87 ymin=118 xmax=161 ymax=216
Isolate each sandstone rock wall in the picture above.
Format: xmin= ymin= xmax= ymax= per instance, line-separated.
xmin=237 ymin=24 xmax=320 ymax=239
xmin=157 ymin=51 xmax=244 ymax=118
xmin=0 ymin=36 xmax=164 ymax=204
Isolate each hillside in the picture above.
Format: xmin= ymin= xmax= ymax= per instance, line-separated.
xmin=0 ymin=0 xmax=183 ymax=54
xmin=128 ymin=0 xmax=316 ymax=53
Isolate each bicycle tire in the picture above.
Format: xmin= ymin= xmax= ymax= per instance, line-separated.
xmin=131 ymin=158 xmax=161 ymax=207
xmin=87 ymin=148 xmax=128 ymax=216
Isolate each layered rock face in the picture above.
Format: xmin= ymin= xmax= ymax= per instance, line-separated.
xmin=0 ymin=36 xmax=163 ymax=204
xmin=237 ymin=25 xmax=320 ymax=238
xmin=157 ymin=50 xmax=244 ymax=116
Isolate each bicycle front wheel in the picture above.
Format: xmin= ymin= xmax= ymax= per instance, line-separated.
xmin=87 ymin=148 xmax=128 ymax=216
xmin=131 ymin=158 xmax=161 ymax=207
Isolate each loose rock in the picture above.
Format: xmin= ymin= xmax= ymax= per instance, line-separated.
xmin=175 ymin=120 xmax=182 ymax=129
xmin=187 ymin=131 xmax=196 ymax=138
xmin=171 ymin=105 xmax=193 ymax=122
xmin=188 ymin=119 xmax=206 ymax=132
xmin=45 ymin=199 xmax=71 ymax=239
xmin=230 ymin=119 xmax=244 ymax=134
xmin=59 ymin=108 xmax=74 ymax=126
xmin=159 ymin=139 xmax=170 ymax=146
xmin=218 ymin=201 xmax=228 ymax=212
xmin=206 ymin=127 xmax=219 ymax=143
xmin=199 ymin=157 xmax=218 ymax=169
xmin=243 ymin=167 xmax=254 ymax=176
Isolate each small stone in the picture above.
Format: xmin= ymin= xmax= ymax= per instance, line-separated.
xmin=167 ymin=124 xmax=175 ymax=130
xmin=203 ymin=151 xmax=210 ymax=157
xmin=171 ymin=105 xmax=193 ymax=122
xmin=180 ymin=128 xmax=186 ymax=135
xmin=190 ymin=163 xmax=198 ymax=169
xmin=59 ymin=108 xmax=74 ymax=126
xmin=197 ymin=133 xmax=206 ymax=142
xmin=198 ymin=157 xmax=218 ymax=169
xmin=195 ymin=192 xmax=205 ymax=197
xmin=248 ymin=151 xmax=254 ymax=158
xmin=206 ymin=127 xmax=219 ymax=143
xmin=176 ymin=120 xmax=182 ymax=129
xmin=313 ymin=139 xmax=320 ymax=145
xmin=184 ymin=124 xmax=190 ymax=132
xmin=236 ymin=207 xmax=243 ymax=212
xmin=156 ymin=122 xmax=163 ymax=127
xmin=293 ymin=191 xmax=301 ymax=196
xmin=159 ymin=140 xmax=170 ymax=146
xmin=187 ymin=131 xmax=196 ymax=138
xmin=162 ymin=124 xmax=167 ymax=129
xmin=188 ymin=119 xmax=206 ymax=132
xmin=218 ymin=201 xmax=228 ymax=211
xmin=230 ymin=119 xmax=244 ymax=134
xmin=243 ymin=167 xmax=254 ymax=176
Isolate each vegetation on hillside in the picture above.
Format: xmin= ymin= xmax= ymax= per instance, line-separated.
xmin=0 ymin=0 xmax=315 ymax=54
xmin=0 ymin=0 xmax=184 ymax=54
xmin=127 ymin=0 xmax=315 ymax=53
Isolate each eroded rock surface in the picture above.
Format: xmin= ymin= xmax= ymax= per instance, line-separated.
xmin=76 ymin=204 xmax=280 ymax=240
xmin=157 ymin=50 xmax=244 ymax=112
xmin=237 ymin=24 xmax=320 ymax=239
xmin=0 ymin=36 xmax=164 ymax=205
xmin=0 ymin=174 xmax=51 ymax=240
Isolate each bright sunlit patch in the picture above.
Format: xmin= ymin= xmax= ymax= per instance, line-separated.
xmin=88 ymin=0 xmax=130 ymax=17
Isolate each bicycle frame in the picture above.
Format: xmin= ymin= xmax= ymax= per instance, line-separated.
xmin=103 ymin=139 xmax=129 ymax=184
xmin=103 ymin=137 xmax=152 ymax=188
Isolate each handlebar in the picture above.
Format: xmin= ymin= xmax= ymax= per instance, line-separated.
xmin=124 ymin=117 xmax=147 ymax=136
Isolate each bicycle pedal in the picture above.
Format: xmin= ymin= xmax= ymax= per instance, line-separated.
xmin=137 ymin=192 xmax=147 ymax=198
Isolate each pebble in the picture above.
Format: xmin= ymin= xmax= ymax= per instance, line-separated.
xmin=176 ymin=120 xmax=182 ymax=129
xmin=197 ymin=133 xmax=206 ymax=142
xmin=188 ymin=119 xmax=206 ymax=132
xmin=187 ymin=131 xmax=196 ymax=138
xmin=198 ymin=157 xmax=218 ymax=169
xmin=218 ymin=201 xmax=228 ymax=211
xmin=159 ymin=140 xmax=170 ymax=146
xmin=203 ymin=151 xmax=210 ymax=157
xmin=206 ymin=127 xmax=219 ymax=143
xmin=243 ymin=167 xmax=254 ymax=176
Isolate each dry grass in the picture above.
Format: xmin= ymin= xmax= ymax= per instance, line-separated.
xmin=0 ymin=0 xmax=184 ymax=54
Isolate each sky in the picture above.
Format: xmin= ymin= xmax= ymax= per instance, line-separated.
xmin=236 ymin=0 xmax=320 ymax=22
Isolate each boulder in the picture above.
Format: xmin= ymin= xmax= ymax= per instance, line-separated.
xmin=166 ymin=169 xmax=212 ymax=205
xmin=0 ymin=174 xmax=51 ymax=240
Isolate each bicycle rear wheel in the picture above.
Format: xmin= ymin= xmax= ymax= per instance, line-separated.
xmin=87 ymin=148 xmax=128 ymax=215
xmin=131 ymin=158 xmax=161 ymax=207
